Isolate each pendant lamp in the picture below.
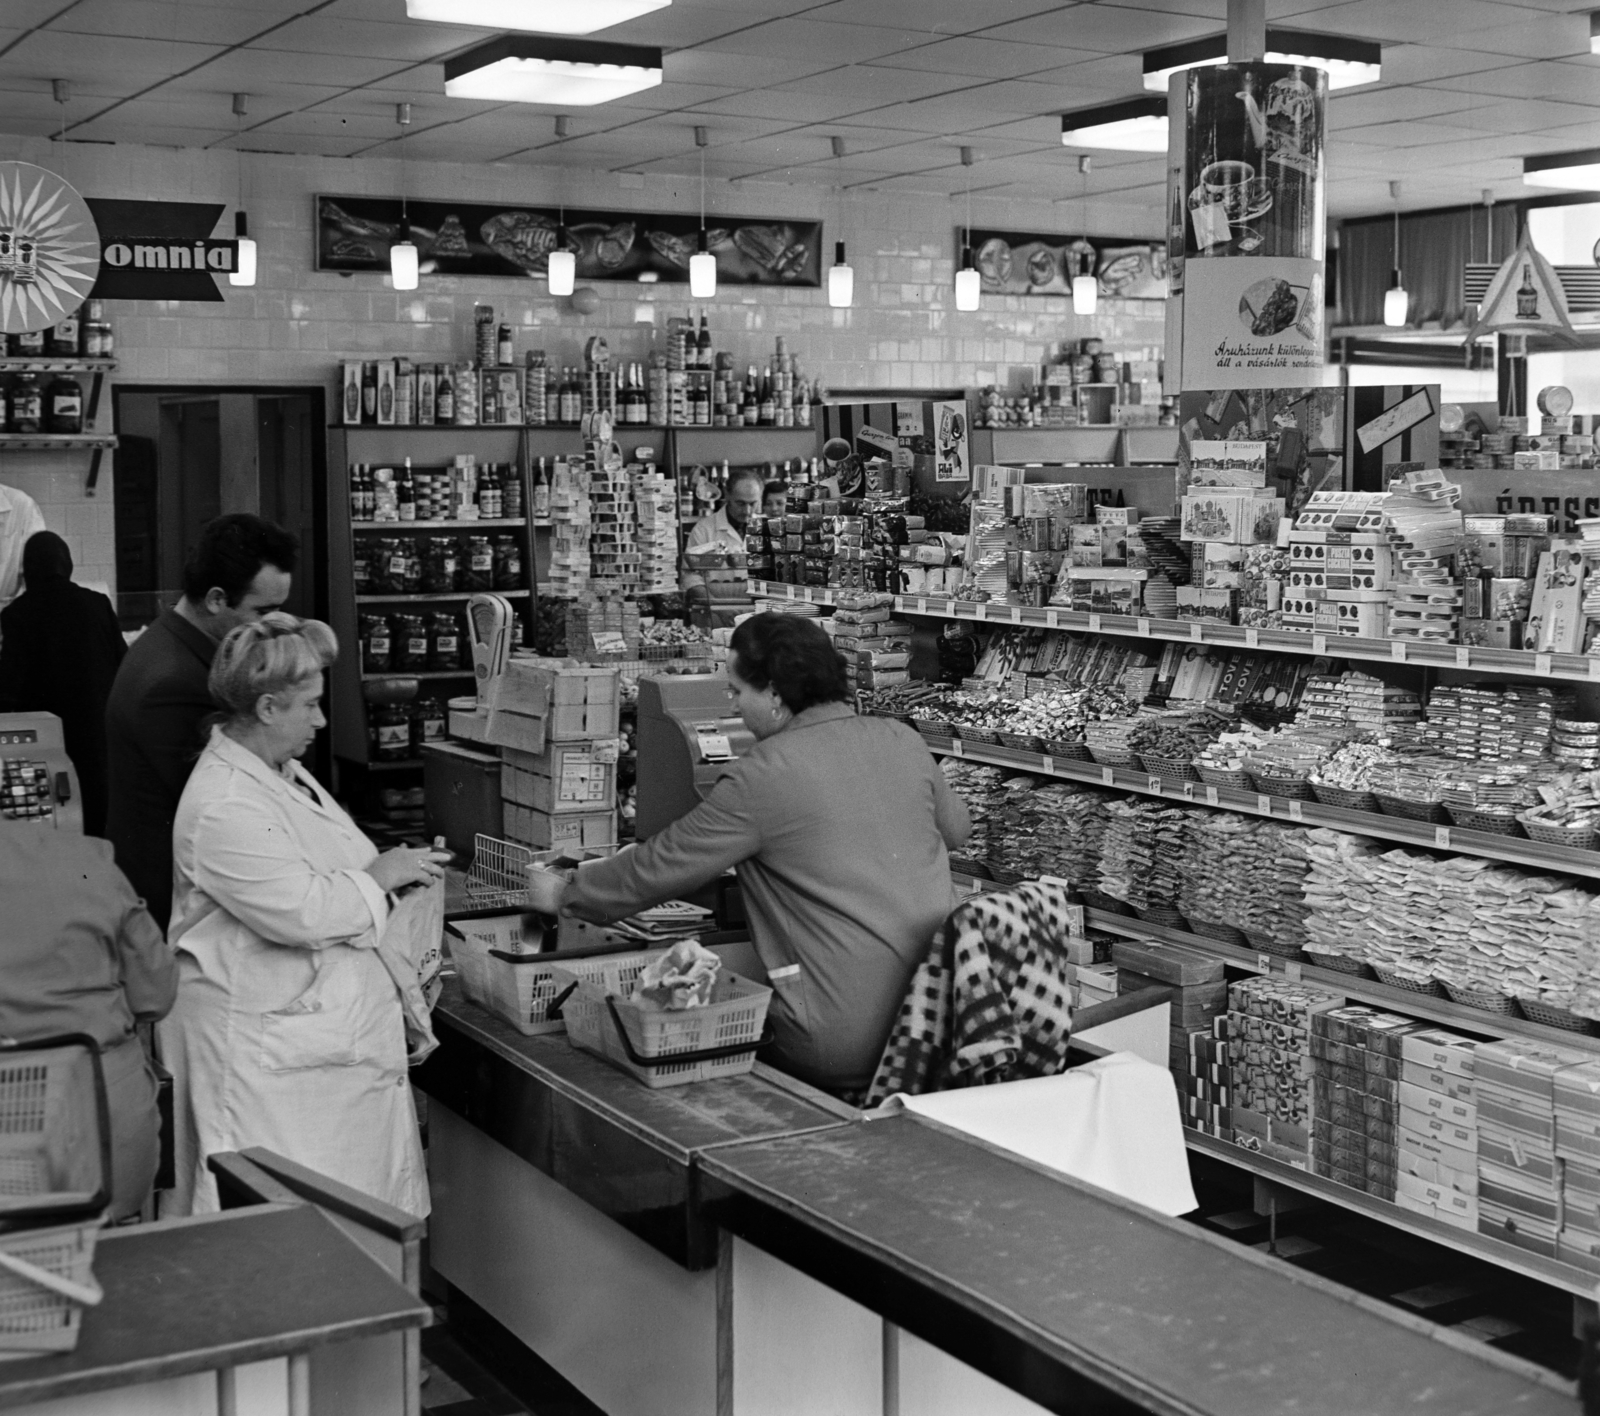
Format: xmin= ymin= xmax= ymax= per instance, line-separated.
xmin=828 ymin=137 xmax=853 ymax=308
xmin=689 ymin=128 xmax=716 ymax=298
xmin=955 ymin=147 xmax=979 ymax=311
xmin=1384 ymin=181 xmax=1408 ymax=327
xmin=1072 ymin=155 xmax=1096 ymax=314
xmin=228 ymin=95 xmax=256 ymax=287
xmin=390 ymin=104 xmax=418 ymax=291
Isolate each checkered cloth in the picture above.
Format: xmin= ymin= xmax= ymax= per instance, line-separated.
xmin=864 ymin=880 xmax=1077 ymax=1108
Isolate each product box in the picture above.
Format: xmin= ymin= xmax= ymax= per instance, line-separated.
xmin=1400 ymin=1029 xmax=1477 ymax=1077
xmin=1188 ymin=440 xmax=1268 ymax=488
xmin=375 ymin=359 xmax=396 ymax=426
xmin=501 ymin=740 xmax=619 ymax=815
xmin=1180 ymin=493 xmax=1284 ymax=545
xmin=1475 ymin=1039 xmax=1588 ymax=1101
xmin=489 ymin=659 xmax=621 ymax=743
xmin=501 ymin=803 xmax=616 ymax=853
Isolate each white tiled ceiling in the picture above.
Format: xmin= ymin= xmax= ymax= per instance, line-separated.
xmin=1 ymin=0 xmax=1599 ymax=221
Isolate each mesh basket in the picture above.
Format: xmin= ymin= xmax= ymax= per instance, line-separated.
xmin=912 ymin=717 xmax=955 ymax=739
xmin=1245 ymin=931 xmax=1303 ymax=960
xmin=1082 ymin=889 xmax=1135 ymax=917
xmin=1518 ymin=815 xmax=1599 ymax=850
xmin=1251 ymin=770 xmax=1313 ymax=800
xmin=1196 ymin=763 xmax=1255 ymax=791
xmin=1135 ymin=904 xmax=1189 ymax=929
xmin=1189 ymin=919 xmax=1248 ymax=945
xmin=949 ymin=855 xmax=992 ymax=881
xmin=1374 ymin=793 xmax=1449 ymax=824
xmin=988 ymin=864 xmax=1030 ymax=886
xmin=1518 ymin=998 xmax=1598 ymax=1034
xmin=550 ymin=950 xmax=772 ymax=1088
xmin=446 ymin=915 xmax=569 ymax=1036
xmin=1140 ymin=753 xmax=1200 ymax=782
xmin=996 ymin=731 xmax=1045 ymax=753
xmin=1372 ymin=964 xmax=1445 ymax=996
xmin=1303 ymin=949 xmax=1372 ymax=978
xmin=954 ymin=724 xmax=1002 ymax=746
xmin=0 ymin=1037 xmax=111 ymax=1229
xmin=1041 ymin=738 xmax=1092 ymax=762
xmin=0 ymin=1220 xmax=102 ymax=1355
xmin=463 ymin=833 xmax=539 ymax=911
xmin=1311 ymin=782 xmax=1379 ymax=813
xmin=1446 ymin=807 xmax=1524 ymax=837
xmin=1088 ymin=745 xmax=1143 ymax=769
xmin=1441 ymin=980 xmax=1517 ymax=1015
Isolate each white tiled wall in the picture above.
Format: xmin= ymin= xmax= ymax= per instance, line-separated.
xmin=0 ymin=136 xmax=1164 ymax=595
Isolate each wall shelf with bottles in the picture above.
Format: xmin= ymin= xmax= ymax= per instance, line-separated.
xmin=356 ymin=590 xmax=530 ymax=604
xmin=0 ymin=358 xmax=116 ymax=375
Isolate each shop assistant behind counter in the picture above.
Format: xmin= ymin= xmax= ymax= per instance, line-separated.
xmin=562 ymin=613 xmax=970 ymax=1096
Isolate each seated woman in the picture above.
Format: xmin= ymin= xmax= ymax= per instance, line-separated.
xmin=159 ymin=613 xmax=449 ymax=1216
xmin=562 ymin=613 xmax=971 ymax=1096
xmin=0 ymin=825 xmax=175 ymax=1220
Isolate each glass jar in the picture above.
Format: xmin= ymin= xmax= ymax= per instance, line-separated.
xmin=410 ymin=697 xmax=446 ymax=755
xmin=47 ymin=312 xmax=79 ymax=357
xmin=45 ymin=374 xmax=83 ymax=434
xmin=8 ymin=374 xmax=42 ymax=434
xmin=368 ymin=536 xmax=404 ymax=595
xmin=463 ymin=534 xmax=494 ymax=591
xmin=394 ymin=613 xmax=430 ymax=671
xmin=8 ymin=330 xmax=44 ymax=357
xmin=492 ymin=535 xmax=523 ymax=591
xmin=428 ymin=611 xmax=463 ymax=671
xmin=400 ymin=540 xmax=423 ymax=594
xmin=360 ymin=614 xmax=392 ymax=673
xmin=372 ymin=703 xmax=410 ymax=762
xmin=419 ymin=534 xmax=459 ymax=593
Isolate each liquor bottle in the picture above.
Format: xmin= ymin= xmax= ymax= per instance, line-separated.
xmin=532 ymin=456 xmax=550 ymax=520
xmin=397 ymin=458 xmax=416 ymax=521
xmin=361 ymin=362 xmax=377 ymax=422
xmin=795 ymin=377 xmax=812 ymax=429
xmin=497 ymin=322 xmax=514 ymax=366
xmin=741 ymin=368 xmax=759 ymax=427
xmin=349 ymin=463 xmax=365 ymax=522
xmin=435 ymin=366 xmax=455 ymax=424
xmin=479 ymin=464 xmax=499 ymax=519
xmin=697 ymin=315 xmax=711 ymax=372
xmin=417 ymin=363 xmax=437 ymax=425
xmin=505 ymin=461 xmax=524 ymax=519
xmin=1517 ymin=263 xmax=1539 ymax=319
xmin=758 ymin=373 xmax=775 ymax=427
xmin=560 ymin=366 xmax=582 ymax=424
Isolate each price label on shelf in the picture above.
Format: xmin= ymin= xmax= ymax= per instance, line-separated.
xmin=1591 ymin=658 xmax=1600 ymax=681
xmin=1455 ymin=646 xmax=1471 ymax=668
xmin=1205 ymin=785 xmax=1219 ymax=806
xmin=1390 ymin=640 xmax=1407 ymax=663
xmin=1285 ymin=961 xmax=1303 ymax=982
xmin=915 ymin=597 xmax=928 ymax=615
xmin=1288 ymin=800 xmax=1303 ymax=821
xmin=1136 ymin=618 xmax=1151 ymax=636
xmin=1009 ymin=606 xmax=1022 ymax=624
xmin=1088 ymin=613 xmax=1101 ymax=633
xmin=973 ymin=602 xmax=988 ymax=620
xmin=784 ymin=585 xmax=796 ymax=600
xmin=1256 ymin=794 xmax=1272 ymax=815
xmin=1434 ymin=825 xmax=1451 ymax=849
xmin=1045 ymin=609 xmax=1060 ymax=628
xmin=1257 ymin=952 xmax=1273 ymax=974
xmin=1244 ymin=628 xmax=1259 ymax=648
xmin=1148 ymin=775 xmax=1163 ymax=794
xmin=1041 ymin=756 xmax=1055 ymax=774
xmin=1180 ymin=782 xmax=1196 ymax=800
xmin=1535 ymin=653 xmax=1553 ymax=676
xmin=1101 ymin=766 xmax=1115 ymax=786
xmin=1190 ymin=621 xmax=1204 ymax=641
xmin=1311 ymin=634 xmax=1327 ymax=655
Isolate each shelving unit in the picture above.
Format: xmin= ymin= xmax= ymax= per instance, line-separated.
xmin=0 ymin=357 xmax=119 ymax=492
xmin=356 ymin=590 xmax=531 ymax=605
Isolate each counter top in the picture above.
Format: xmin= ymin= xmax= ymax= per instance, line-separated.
xmin=0 ymin=1204 xmax=429 ymax=1411
xmin=414 ymin=982 xmax=853 ymax=1268
xmin=699 ymin=1113 xmax=1575 ymax=1416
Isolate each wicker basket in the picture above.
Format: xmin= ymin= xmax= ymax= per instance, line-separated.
xmin=912 ymin=717 xmax=955 ymax=738
xmin=988 ymin=864 xmax=1030 ymax=886
xmin=949 ymin=855 xmax=992 ymax=880
xmin=1088 ymin=745 xmax=1143 ymax=770
xmin=1303 ymin=949 xmax=1373 ymax=978
xmin=1518 ymin=815 xmax=1600 ymax=850
xmin=1082 ymin=889 xmax=1134 ymax=917
xmin=1245 ymin=930 xmax=1304 ymax=960
xmin=1196 ymin=762 xmax=1255 ymax=791
xmin=1141 ymin=752 xmax=1200 ymax=782
xmin=1042 ymin=737 xmax=1092 ymax=762
xmin=953 ymin=724 xmax=1002 ymax=746
xmin=1189 ymin=919 xmax=1249 ymax=945
xmin=1372 ymin=964 xmax=1445 ymax=997
xmin=1374 ymin=792 xmax=1449 ymax=824
xmin=1135 ymin=904 xmax=1189 ymax=929
xmin=1446 ymin=806 xmax=1525 ymax=837
xmin=1441 ymin=979 xmax=1517 ymax=1015
xmin=997 ymin=731 xmax=1045 ymax=753
xmin=1311 ymin=782 xmax=1380 ymax=813
xmin=1251 ymin=770 xmax=1314 ymax=800
xmin=1518 ymin=998 xmax=1599 ymax=1034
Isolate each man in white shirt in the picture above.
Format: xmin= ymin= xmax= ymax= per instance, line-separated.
xmin=0 ymin=483 xmax=47 ymax=607
xmin=681 ymin=467 xmax=763 ymax=608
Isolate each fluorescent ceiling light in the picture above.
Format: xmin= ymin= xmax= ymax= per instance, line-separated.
xmin=406 ymin=0 xmax=669 ymax=34
xmin=1523 ymin=146 xmax=1600 ymax=190
xmin=1061 ymin=96 xmax=1168 ymax=153
xmin=1142 ymin=29 xmax=1381 ymax=91
xmin=445 ymin=36 xmax=663 ymax=106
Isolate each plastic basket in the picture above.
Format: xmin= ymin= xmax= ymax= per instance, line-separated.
xmin=949 ymin=855 xmax=992 ymax=881
xmin=1518 ymin=998 xmax=1598 ymax=1034
xmin=954 ymin=724 xmax=1002 ymax=746
xmin=1518 ymin=815 xmax=1599 ymax=850
xmin=1441 ymin=980 xmax=1517 ymax=1015
xmin=1371 ymin=964 xmax=1445 ymax=997
xmin=550 ymin=950 xmax=773 ymax=1089
xmin=1088 ymin=745 xmax=1143 ymax=770
xmin=0 ymin=1036 xmax=112 ymax=1229
xmin=1251 ymin=770 xmax=1313 ymax=800
xmin=1311 ymin=782 xmax=1380 ymax=813
xmin=0 ymin=1220 xmax=103 ymax=1355
xmin=988 ymin=864 xmax=1029 ymax=886
xmin=1135 ymin=904 xmax=1189 ymax=929
xmin=1189 ymin=919 xmax=1248 ymax=945
xmin=912 ymin=717 xmax=955 ymax=738
xmin=446 ymin=915 xmax=566 ymax=1036
xmin=997 ymin=731 xmax=1045 ymax=753
xmin=1042 ymin=737 xmax=1092 ymax=762
xmin=1374 ymin=793 xmax=1449 ymax=824
xmin=1196 ymin=763 xmax=1255 ymax=791
xmin=1303 ymin=949 xmax=1373 ymax=978
xmin=1141 ymin=753 xmax=1200 ymax=782
xmin=1082 ymin=889 xmax=1135 ymax=917
xmin=1446 ymin=807 xmax=1525 ymax=837
xmin=1245 ymin=931 xmax=1303 ymax=960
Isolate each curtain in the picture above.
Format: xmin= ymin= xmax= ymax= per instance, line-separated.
xmin=1340 ymin=206 xmax=1518 ymax=328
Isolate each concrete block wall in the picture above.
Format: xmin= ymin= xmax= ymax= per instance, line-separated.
xmin=0 ymin=136 xmax=1163 ymax=596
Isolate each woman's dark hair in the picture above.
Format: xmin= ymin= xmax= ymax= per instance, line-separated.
xmin=729 ymin=613 xmax=850 ymax=714
xmin=182 ymin=514 xmax=299 ymax=606
xmin=762 ymin=479 xmax=787 ymax=501
xmin=21 ymin=531 xmax=72 ymax=584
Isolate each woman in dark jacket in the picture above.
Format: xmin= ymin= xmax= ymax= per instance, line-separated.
xmin=0 ymin=531 xmax=127 ymax=836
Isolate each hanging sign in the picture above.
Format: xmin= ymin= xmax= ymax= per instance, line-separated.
xmin=1465 ymin=228 xmax=1578 ymax=346
xmin=86 ymin=199 xmax=235 ymax=302
xmin=0 ymin=162 xmax=100 ymax=335
xmin=1180 ymin=255 xmax=1325 ymax=389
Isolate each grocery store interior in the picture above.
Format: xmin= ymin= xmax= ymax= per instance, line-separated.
xmin=9 ymin=1 xmax=1600 ymax=1414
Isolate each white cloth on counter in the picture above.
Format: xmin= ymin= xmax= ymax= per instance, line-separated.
xmin=884 ymin=1052 xmax=1198 ymax=1217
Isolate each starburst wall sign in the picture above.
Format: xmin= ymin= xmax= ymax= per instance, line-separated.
xmin=0 ymin=162 xmax=100 ymax=335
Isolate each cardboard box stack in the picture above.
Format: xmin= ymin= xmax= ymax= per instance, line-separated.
xmin=1110 ymin=940 xmax=1228 ymax=1132
xmin=1310 ymin=1006 xmax=1421 ymax=1202
xmin=1225 ymin=976 xmax=1342 ymax=1168
xmin=1474 ymin=1038 xmax=1589 ymax=1259
xmin=546 ymin=459 xmax=591 ymax=598
xmin=485 ymin=657 xmax=621 ymax=852
xmin=1554 ymin=1060 xmax=1600 ymax=1275
xmin=1395 ymin=1028 xmax=1480 ymax=1231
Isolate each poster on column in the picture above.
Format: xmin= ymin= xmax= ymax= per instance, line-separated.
xmin=1181 ymin=255 xmax=1325 ymax=388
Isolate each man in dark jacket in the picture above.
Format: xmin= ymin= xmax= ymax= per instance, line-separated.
xmin=104 ymin=514 xmax=297 ymax=928
xmin=0 ymin=531 xmax=127 ymax=836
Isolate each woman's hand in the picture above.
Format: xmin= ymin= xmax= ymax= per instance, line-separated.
xmin=368 ymin=846 xmax=450 ymax=895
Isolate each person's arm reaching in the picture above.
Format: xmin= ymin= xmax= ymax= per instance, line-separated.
xmin=564 ymin=764 xmax=762 ymax=924
xmin=931 ymin=764 xmax=972 ymax=850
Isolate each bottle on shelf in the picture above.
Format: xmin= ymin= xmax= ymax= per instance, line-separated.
xmin=532 ymin=457 xmax=550 ymax=520
xmin=474 ymin=304 xmax=496 ymax=367
xmin=397 ymin=458 xmax=416 ymax=522
xmin=560 ymin=366 xmax=581 ymax=425
xmin=9 ymin=374 xmax=42 ymax=433
xmin=759 ymin=372 xmax=776 ymax=427
xmin=361 ymin=362 xmax=378 ymax=422
xmin=83 ymin=300 xmax=113 ymax=358
xmin=497 ymin=322 xmax=514 ymax=367
xmin=697 ymin=315 xmax=712 ymax=371
xmin=504 ymin=462 xmax=523 ymax=519
xmin=9 ymin=329 xmax=45 ymax=357
xmin=436 ymin=366 xmax=455 ymax=425
xmin=417 ymin=363 xmax=436 ymax=425
xmin=478 ymin=463 xmax=501 ymax=520
xmin=741 ymin=369 xmax=759 ymax=427
xmin=47 ymin=311 xmax=79 ymax=358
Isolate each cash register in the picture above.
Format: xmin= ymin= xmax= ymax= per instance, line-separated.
xmin=634 ymin=675 xmax=756 ymax=839
xmin=0 ymin=711 xmax=83 ymax=833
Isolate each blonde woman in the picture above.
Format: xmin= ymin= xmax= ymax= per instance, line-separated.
xmin=159 ymin=613 xmax=448 ymax=1216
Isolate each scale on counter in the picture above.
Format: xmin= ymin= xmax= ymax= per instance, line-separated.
xmin=0 ymin=712 xmax=82 ymax=833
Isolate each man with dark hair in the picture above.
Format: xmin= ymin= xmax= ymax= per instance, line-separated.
xmin=105 ymin=513 xmax=298 ymax=928
xmin=681 ymin=467 xmax=763 ymax=619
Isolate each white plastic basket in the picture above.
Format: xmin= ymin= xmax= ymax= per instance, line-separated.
xmin=446 ymin=914 xmax=564 ymax=1036
xmin=0 ymin=1220 xmax=103 ymax=1355
xmin=549 ymin=949 xmax=773 ymax=1089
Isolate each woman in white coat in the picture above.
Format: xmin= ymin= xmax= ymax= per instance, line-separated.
xmin=159 ymin=613 xmax=449 ymax=1216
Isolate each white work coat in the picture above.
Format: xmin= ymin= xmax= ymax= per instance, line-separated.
xmin=0 ymin=482 xmax=46 ymax=606
xmin=159 ymin=728 xmax=428 ymax=1217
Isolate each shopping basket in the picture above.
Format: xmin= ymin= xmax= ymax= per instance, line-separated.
xmin=0 ymin=1036 xmax=111 ymax=1229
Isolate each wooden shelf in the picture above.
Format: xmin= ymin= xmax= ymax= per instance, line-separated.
xmin=334 ymin=422 xmax=814 ymax=434
xmin=747 ymin=581 xmax=1600 ymax=685
xmin=922 ymin=735 xmax=1600 ymax=882
xmin=0 ymin=433 xmax=116 ymax=450
xmin=356 ymin=590 xmax=529 ymax=603
xmin=351 ymin=518 xmax=528 ymax=531
xmin=0 ymin=357 xmax=116 ymax=373
xmin=361 ymin=670 xmax=473 ymax=681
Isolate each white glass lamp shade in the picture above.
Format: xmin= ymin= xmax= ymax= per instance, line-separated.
xmin=955 ymin=246 xmax=980 ymax=311
xmin=548 ymin=246 xmax=576 ymax=296
xmin=406 ymin=0 xmax=670 ymax=34
xmin=229 ymin=210 xmax=256 ymax=287
xmin=390 ymin=238 xmax=419 ymax=291
xmin=1072 ymin=273 xmax=1098 ymax=315
xmin=1384 ymin=273 xmax=1408 ymax=327
xmin=689 ymin=232 xmax=716 ymax=298
xmin=827 ymin=241 xmax=853 ymax=308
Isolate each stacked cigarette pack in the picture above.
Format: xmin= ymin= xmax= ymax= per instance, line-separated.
xmin=1553 ymin=1061 xmax=1600 ymax=1274
xmin=1310 ymin=1006 xmax=1424 ymax=1202
xmin=1394 ymin=1029 xmax=1480 ymax=1231
xmin=1225 ymin=976 xmax=1343 ymax=1167
xmin=633 ymin=466 xmax=679 ymax=594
